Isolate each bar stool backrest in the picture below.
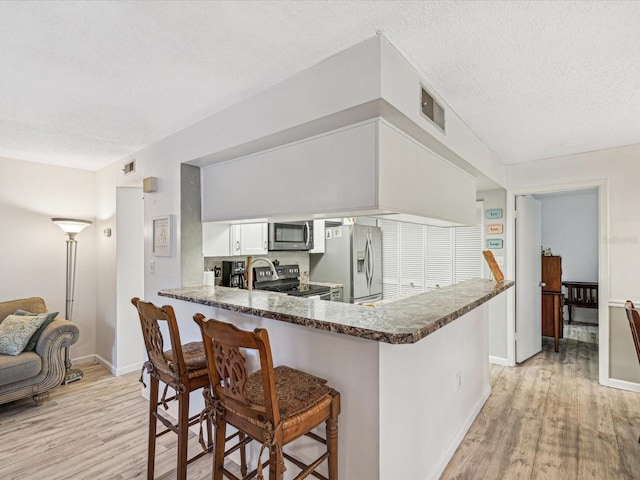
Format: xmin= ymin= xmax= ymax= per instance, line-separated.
xmin=132 ymin=297 xmax=187 ymax=385
xmin=194 ymin=316 xmax=281 ymax=434
xmin=624 ymin=300 xmax=640 ymax=365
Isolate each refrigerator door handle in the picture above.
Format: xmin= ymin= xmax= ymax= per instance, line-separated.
xmin=369 ymin=234 xmax=375 ymax=288
xmin=364 ymin=234 xmax=369 ymax=288
xmin=366 ymin=234 xmax=373 ymax=290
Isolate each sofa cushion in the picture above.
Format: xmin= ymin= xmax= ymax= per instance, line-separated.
xmin=13 ymin=310 xmax=59 ymax=352
xmin=0 ymin=297 xmax=47 ymax=324
xmin=0 ymin=351 xmax=42 ymax=386
xmin=0 ymin=314 xmax=48 ymax=355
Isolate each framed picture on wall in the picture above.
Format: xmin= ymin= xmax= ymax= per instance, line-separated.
xmin=152 ymin=215 xmax=172 ymax=256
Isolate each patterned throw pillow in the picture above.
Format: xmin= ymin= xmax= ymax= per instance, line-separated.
xmin=0 ymin=314 xmax=48 ymax=356
xmin=13 ymin=310 xmax=58 ymax=351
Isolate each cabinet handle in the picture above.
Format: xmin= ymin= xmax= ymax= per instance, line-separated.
xmin=410 ymin=282 xmax=414 ymax=287
xmin=235 ymin=241 xmax=240 ymax=251
xmin=264 ymin=241 xmax=267 ymax=249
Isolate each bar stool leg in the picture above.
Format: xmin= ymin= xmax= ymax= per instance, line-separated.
xmin=177 ymin=390 xmax=190 ymax=480
xmin=148 ymin=377 xmax=159 ymax=480
xmin=213 ymin=417 xmax=227 ymax=480
xmin=239 ymin=432 xmax=247 ymax=476
xmin=327 ymin=416 xmax=338 ymax=479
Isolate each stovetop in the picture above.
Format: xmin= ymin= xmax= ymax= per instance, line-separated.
xmin=253 ymin=264 xmax=330 ymax=297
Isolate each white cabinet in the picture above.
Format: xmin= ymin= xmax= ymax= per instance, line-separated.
xmin=309 ymin=220 xmax=325 ymax=254
xmin=203 ymin=222 xmax=231 ymax=257
xmin=230 ymin=225 xmax=242 ymax=255
xmin=238 ymin=223 xmax=268 ymax=255
xmin=203 ymin=222 xmax=268 ymax=257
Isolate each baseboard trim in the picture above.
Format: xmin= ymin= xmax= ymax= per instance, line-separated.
xmin=607 ymin=377 xmax=640 ymax=393
xmin=71 ymin=354 xmax=99 ymax=369
xmin=94 ymin=354 xmax=117 ymax=375
xmin=427 ymin=386 xmax=491 ymax=480
xmin=92 ymin=355 xmax=144 ymax=377
xmin=489 ymin=355 xmax=512 ymax=366
xmin=116 ymin=361 xmax=145 ymax=376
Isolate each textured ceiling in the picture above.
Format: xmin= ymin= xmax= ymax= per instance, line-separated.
xmin=1 ymin=1 xmax=639 ymax=171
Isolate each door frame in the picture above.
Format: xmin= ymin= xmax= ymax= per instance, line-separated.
xmin=507 ymin=179 xmax=609 ymax=385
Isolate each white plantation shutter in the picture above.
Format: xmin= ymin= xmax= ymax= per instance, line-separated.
xmin=400 ymin=222 xmax=425 ymax=295
xmin=426 ymin=225 xmax=453 ymax=290
xmin=454 ymin=201 xmax=484 ymax=282
xmin=379 ymin=202 xmax=485 ymax=300
xmin=379 ymin=219 xmax=400 ymax=299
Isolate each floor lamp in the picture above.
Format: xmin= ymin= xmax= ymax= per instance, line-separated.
xmin=52 ymin=217 xmax=92 ymax=384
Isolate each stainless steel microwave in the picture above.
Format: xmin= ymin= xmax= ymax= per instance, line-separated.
xmin=268 ymin=221 xmax=314 ymax=251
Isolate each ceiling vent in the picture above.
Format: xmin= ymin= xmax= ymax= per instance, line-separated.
xmin=420 ymin=85 xmax=445 ymax=132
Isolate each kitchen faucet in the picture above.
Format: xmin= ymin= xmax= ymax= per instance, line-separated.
xmin=247 ymin=257 xmax=279 ymax=291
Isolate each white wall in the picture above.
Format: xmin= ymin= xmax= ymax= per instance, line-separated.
xmin=115 ymin=186 xmax=144 ymax=374
xmin=0 ymin=156 xmax=97 ymax=361
xmin=506 ymin=143 xmax=640 ymax=385
xmin=539 ymin=190 xmax=599 ymax=323
xmin=478 ymin=189 xmax=509 ymax=363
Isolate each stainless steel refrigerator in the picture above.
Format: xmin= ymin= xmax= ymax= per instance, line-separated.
xmin=310 ymin=224 xmax=382 ymax=303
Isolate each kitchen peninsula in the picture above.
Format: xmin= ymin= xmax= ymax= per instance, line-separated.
xmin=159 ymin=278 xmax=513 ymax=480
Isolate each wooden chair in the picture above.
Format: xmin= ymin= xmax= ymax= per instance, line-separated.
xmin=193 ymin=314 xmax=340 ymax=480
xmin=132 ymin=298 xmax=246 ymax=479
xmin=624 ymin=300 xmax=640 ymax=443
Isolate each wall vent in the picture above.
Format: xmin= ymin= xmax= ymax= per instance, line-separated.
xmin=122 ymin=159 xmax=136 ymax=174
xmin=420 ymin=85 xmax=445 ymax=132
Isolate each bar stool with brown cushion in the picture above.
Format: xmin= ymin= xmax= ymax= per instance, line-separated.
xmin=624 ymin=300 xmax=640 ymax=443
xmin=132 ymin=298 xmax=247 ymax=479
xmin=194 ymin=314 xmax=340 ymax=480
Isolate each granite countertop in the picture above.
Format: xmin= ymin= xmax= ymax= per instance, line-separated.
xmin=159 ymin=278 xmax=512 ymax=344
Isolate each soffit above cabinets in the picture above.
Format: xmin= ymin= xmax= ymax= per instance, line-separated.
xmin=201 ymin=119 xmax=476 ymax=227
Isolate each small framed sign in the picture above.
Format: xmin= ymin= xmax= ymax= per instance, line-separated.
xmin=487 ymin=224 xmax=503 ymax=234
xmin=153 ymin=215 xmax=172 ymax=256
xmin=486 ymin=238 xmax=503 ymax=249
xmin=486 ymin=208 xmax=503 ymax=219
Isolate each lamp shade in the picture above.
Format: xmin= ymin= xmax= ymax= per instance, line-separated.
xmin=51 ymin=218 xmax=92 ymax=235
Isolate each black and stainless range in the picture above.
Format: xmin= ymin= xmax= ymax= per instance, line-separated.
xmin=253 ymin=264 xmax=330 ymax=300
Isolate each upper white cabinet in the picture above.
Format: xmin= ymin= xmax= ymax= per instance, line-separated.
xmin=201 ymin=120 xmax=476 ymax=227
xmin=203 ymin=222 xmax=268 ymax=257
xmin=203 ymin=222 xmax=231 ymax=257
xmin=239 ymin=223 xmax=268 ymax=255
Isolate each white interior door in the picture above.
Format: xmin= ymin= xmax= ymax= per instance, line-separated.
xmin=515 ymin=195 xmax=542 ymax=363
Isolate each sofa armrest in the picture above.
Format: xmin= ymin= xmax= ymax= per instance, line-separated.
xmin=35 ymin=318 xmax=80 ymax=358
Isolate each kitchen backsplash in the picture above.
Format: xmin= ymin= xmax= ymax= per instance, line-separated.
xmin=204 ymin=251 xmax=311 ymax=277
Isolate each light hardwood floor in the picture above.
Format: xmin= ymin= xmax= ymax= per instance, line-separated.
xmin=1 ymin=323 xmax=638 ymax=479
xmin=0 ymin=364 xmax=240 ymax=480
xmin=442 ymin=323 xmax=640 ymax=479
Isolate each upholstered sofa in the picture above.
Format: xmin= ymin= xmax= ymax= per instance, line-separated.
xmin=0 ymin=297 xmax=79 ymax=406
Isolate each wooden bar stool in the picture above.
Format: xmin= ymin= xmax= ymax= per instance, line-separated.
xmin=132 ymin=298 xmax=246 ymax=479
xmin=193 ymin=314 xmax=340 ymax=480
xmin=624 ymin=300 xmax=640 ymax=443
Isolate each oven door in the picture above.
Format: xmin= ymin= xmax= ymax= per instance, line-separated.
xmin=305 ymin=292 xmax=331 ymax=301
xmin=268 ymin=221 xmax=313 ymax=251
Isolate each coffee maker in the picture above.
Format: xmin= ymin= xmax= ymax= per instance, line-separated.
xmin=221 ymin=260 xmax=246 ymax=288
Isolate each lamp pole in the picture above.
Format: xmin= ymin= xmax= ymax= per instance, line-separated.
xmin=52 ymin=218 xmax=92 ymax=384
